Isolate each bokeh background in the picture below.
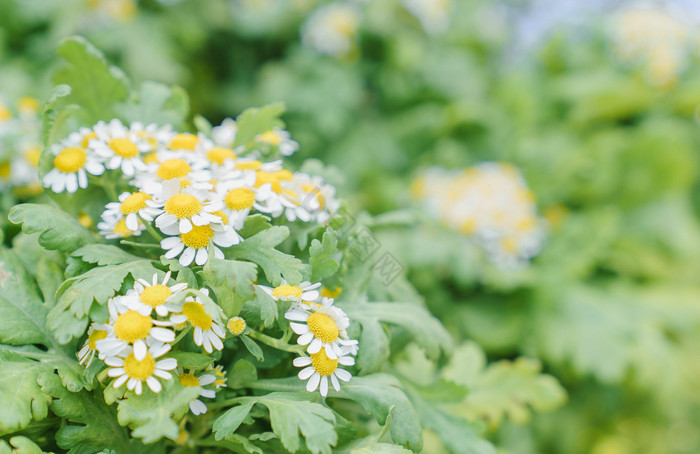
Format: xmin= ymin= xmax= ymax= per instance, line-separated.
xmin=3 ymin=1 xmax=700 ymax=453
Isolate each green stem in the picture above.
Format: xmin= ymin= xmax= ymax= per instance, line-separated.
xmin=246 ymin=330 xmax=304 ymax=354
xmin=144 ymin=221 xmax=163 ymax=242
xmin=172 ymin=326 xmax=192 ymax=346
xmin=120 ymin=240 xmax=162 ymax=249
xmin=207 ymin=396 xmax=249 ymax=410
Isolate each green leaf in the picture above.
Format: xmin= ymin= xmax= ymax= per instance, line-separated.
xmin=228 ymin=226 xmax=307 ymax=286
xmin=36 ymin=258 xmax=65 ymax=306
xmin=215 ymin=392 xmax=337 ymax=454
xmin=0 ymin=436 xmax=48 ymax=454
xmin=165 ymin=352 xmax=213 ymax=370
xmin=339 ymin=302 xmax=452 ymax=373
xmin=309 ymin=228 xmax=340 ymax=281
xmin=228 ymin=360 xmax=258 ymax=388
xmin=8 ymin=204 xmax=99 ymax=254
xmin=233 ymin=103 xmax=286 ymax=148
xmin=53 ymin=36 xmax=130 ymax=125
xmin=40 ymin=84 xmax=75 ymax=175
xmin=48 ymin=261 xmax=159 ymax=343
xmin=330 ymin=374 xmax=422 ymax=452
xmin=240 ymin=335 xmax=264 ymax=362
xmin=116 ymin=81 xmax=189 ymax=129
xmin=213 ymin=401 xmax=256 ymax=441
xmin=201 ymin=258 xmax=257 ymax=318
xmin=0 ymin=353 xmax=53 ymax=433
xmin=241 ymin=287 xmax=278 ymax=328
xmin=116 ymin=380 xmax=201 ymax=444
xmin=71 ymin=245 xmax=142 ymax=266
xmin=38 ymin=373 xmax=146 ymax=454
xmin=0 ymin=248 xmax=48 ymax=346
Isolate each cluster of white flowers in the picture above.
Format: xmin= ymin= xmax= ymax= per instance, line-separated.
xmin=611 ymin=4 xmax=697 ymax=86
xmin=0 ymin=96 xmax=43 ymax=194
xmin=78 ymin=272 xmax=227 ymax=414
xmin=413 ymin=163 xmax=546 ymax=268
xmin=301 ymin=2 xmax=361 ymax=58
xmin=401 ymin=0 xmax=452 ymax=34
xmin=43 ymin=118 xmax=338 ymax=266
xmin=263 ymin=282 xmax=358 ymax=397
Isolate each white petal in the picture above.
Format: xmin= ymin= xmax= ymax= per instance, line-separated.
xmin=107 ymin=367 xmax=125 ymax=377
xmin=334 ymin=368 xmax=352 ymax=382
xmin=198 ymin=374 xmax=216 ymax=386
xmin=125 ymin=213 xmax=139 ymax=231
xmin=134 ymin=340 xmax=147 ymax=361
xmin=338 ymin=356 xmax=355 ymax=366
xmin=180 ymin=247 xmax=196 ymax=266
xmin=195 ymin=247 xmax=208 ymax=266
xmin=153 ymin=369 xmax=172 ymax=380
xmin=155 ymin=358 xmax=178 ymax=370
xmin=135 ymin=380 xmax=143 ymax=395
xmin=146 ymin=376 xmax=162 ymax=393
xmin=290 ymin=322 xmax=309 ymax=335
xmin=190 ymin=399 xmax=207 ymax=415
xmin=209 ymin=332 xmax=224 ymax=351
xmin=331 ymin=374 xmax=340 ymax=391
xmin=164 ymin=242 xmax=185 ymax=259
xmin=151 ymin=327 xmax=175 ymax=343
xmin=285 ymin=310 xmax=310 ymax=322
xmin=293 ymin=357 xmax=312 ymax=367
xmin=306 ymin=372 xmax=321 ymax=392
xmin=320 ymin=376 xmax=328 ymax=397
xmin=298 ymin=331 xmax=314 ymax=346
xmin=66 ymin=172 xmax=78 ymax=193
xmin=113 ymin=374 xmax=129 ymax=388
xmin=307 ymin=338 xmax=322 ymax=354
xmin=180 ymin=218 xmax=193 ymax=233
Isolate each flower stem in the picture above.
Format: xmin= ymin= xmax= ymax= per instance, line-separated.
xmin=246 ymin=330 xmax=304 ymax=354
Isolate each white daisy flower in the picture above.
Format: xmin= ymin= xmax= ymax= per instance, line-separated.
xmin=211 ymin=118 xmax=237 ymax=148
xmin=285 ymin=300 xmax=356 ymax=359
xmin=160 ymin=218 xmax=241 ymax=267
xmin=89 ymin=119 xmax=149 ymax=176
xmin=216 ymin=173 xmax=270 ymax=229
xmin=261 ymin=280 xmax=321 ymax=303
xmin=255 ymin=128 xmax=299 ymax=157
xmin=178 ymin=369 xmax=219 ymax=415
xmin=105 ymin=341 xmax=177 ymax=395
xmin=170 ymin=291 xmax=226 ymax=353
xmin=97 ymin=215 xmax=145 ymax=239
xmin=166 ymin=132 xmax=201 ymax=153
xmin=293 ymin=173 xmax=340 ymax=224
xmin=95 ymin=297 xmax=176 ymax=361
xmin=77 ymin=324 xmax=108 ymax=367
xmin=152 ymin=179 xmax=223 ymax=234
xmin=294 ymin=349 xmax=354 ymax=397
xmin=226 ymin=316 xmax=246 ymax=336
xmin=130 ymin=121 xmax=175 ymax=153
xmin=43 ymin=138 xmax=104 ymax=193
xmin=301 ymin=2 xmax=360 ymax=58
xmin=133 ymin=155 xmax=210 ymax=196
xmin=102 ymin=191 xmax=159 ymax=232
xmin=124 ymin=271 xmax=188 ymax=317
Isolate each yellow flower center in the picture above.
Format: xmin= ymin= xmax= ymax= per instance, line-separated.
xmin=330 ymin=12 xmax=358 ymax=36
xmin=87 ymin=329 xmax=108 ymax=349
xmin=156 ymin=158 xmax=191 ymax=180
xmin=0 ymin=162 xmax=10 ymax=178
xmin=224 ymin=187 xmax=255 ymax=211
xmin=179 ymin=178 xmax=191 ymax=189
xmin=113 ymin=310 xmax=153 ymax=343
xmin=274 ymin=169 xmax=294 ymax=181
xmin=306 ymin=312 xmax=339 ymax=343
xmin=255 ymin=171 xmax=282 ymax=193
xmin=24 ymin=145 xmax=42 ymax=167
xmin=109 ymin=138 xmax=139 ymax=158
xmin=81 ymin=132 xmax=97 ymax=148
xmin=120 ymin=192 xmax=151 ymax=214
xmin=236 ymin=160 xmax=262 ymax=171
xmin=310 ymin=350 xmax=339 ymax=376
xmin=182 ymin=301 xmax=213 ymax=330
xmin=320 ymin=287 xmax=342 ymax=299
xmin=140 ymin=284 xmax=172 ymax=307
xmin=168 ymin=133 xmax=198 ymax=151
xmin=164 ymin=193 xmax=202 ymax=219
xmin=123 ymin=353 xmax=156 ymax=381
xmin=501 ymin=237 xmax=518 ymax=253
xmin=179 ymin=373 xmax=200 ymax=387
xmin=227 ymin=317 xmax=246 ymax=335
xmin=460 ymin=219 xmax=476 ymax=235
xmin=206 ymin=146 xmax=236 ymax=165
xmin=18 ymin=97 xmax=39 ymax=114
xmin=113 ymin=218 xmax=133 ymax=237
xmin=211 ymin=210 xmax=229 ymax=224
xmin=257 ymin=130 xmax=282 ymax=146
xmin=0 ymin=104 xmax=11 ymax=121
xmin=180 ymin=224 xmax=214 ymax=249
xmin=272 ymin=285 xmax=302 ymax=300
xmin=143 ymin=152 xmax=159 ymax=164
xmin=78 ymin=212 xmax=93 ymax=228
xmin=54 ymin=147 xmax=87 ymax=173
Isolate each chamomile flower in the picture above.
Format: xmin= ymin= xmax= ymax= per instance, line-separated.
xmin=151 ymin=179 xmax=223 ymax=234
xmin=160 ymin=219 xmax=241 ymax=266
xmin=96 ymin=296 xmax=176 ymax=361
xmin=285 ymin=299 xmax=355 ymax=359
xmin=125 ymin=271 xmax=188 ymax=317
xmin=302 ymin=3 xmax=360 ymax=58
xmin=216 ymin=173 xmax=269 ymax=229
xmin=97 ymin=215 xmax=145 ymax=239
xmin=105 ymin=341 xmax=177 ymax=395
xmin=402 ymin=0 xmax=451 ymax=34
xmin=262 ymin=280 xmax=321 ymax=303
xmin=77 ymin=324 xmax=108 ymax=367
xmin=89 ymin=119 xmax=149 ymax=176
xmin=167 ymin=132 xmax=201 ymax=153
xmin=178 ymin=369 xmax=219 ymax=415
xmin=211 ymin=118 xmax=237 ymax=148
xmin=227 ymin=316 xmax=246 ymax=336
xmin=103 ymin=191 xmax=159 ymax=231
xmin=43 ymin=138 xmax=104 ymax=193
xmin=291 ymin=173 xmax=339 ymax=223
xmin=294 ymin=349 xmax=354 ymax=396
xmin=170 ymin=291 xmax=226 ymax=353
xmin=255 ymin=128 xmax=299 ymax=157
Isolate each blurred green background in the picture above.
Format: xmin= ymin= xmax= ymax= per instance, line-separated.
xmin=3 ymin=0 xmax=700 ymax=453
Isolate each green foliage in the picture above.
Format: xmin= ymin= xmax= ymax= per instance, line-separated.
xmin=233 ymin=103 xmax=286 ymax=148
xmin=309 ymin=228 xmax=340 ymax=281
xmin=8 ymin=204 xmax=98 ymax=253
